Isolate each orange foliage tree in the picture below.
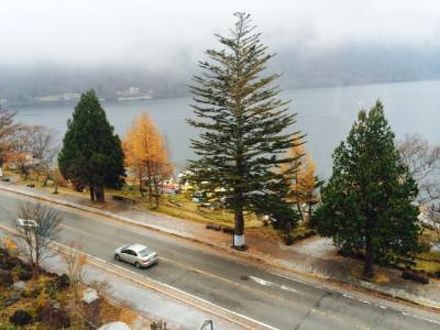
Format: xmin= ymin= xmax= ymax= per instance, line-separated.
xmin=123 ymin=113 xmax=173 ymax=207
xmin=282 ymin=135 xmax=320 ymax=223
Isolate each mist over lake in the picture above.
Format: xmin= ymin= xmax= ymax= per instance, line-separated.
xmin=12 ymin=79 xmax=440 ymax=178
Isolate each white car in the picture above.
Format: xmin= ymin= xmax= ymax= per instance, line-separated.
xmin=114 ymin=243 xmax=158 ymax=268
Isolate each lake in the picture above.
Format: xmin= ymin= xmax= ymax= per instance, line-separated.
xmin=12 ymin=79 xmax=440 ymax=178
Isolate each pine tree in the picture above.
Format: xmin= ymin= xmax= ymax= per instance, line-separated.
xmin=314 ymin=101 xmax=421 ymax=278
xmin=58 ymin=90 xmax=125 ymax=202
xmin=188 ymin=13 xmax=298 ymax=249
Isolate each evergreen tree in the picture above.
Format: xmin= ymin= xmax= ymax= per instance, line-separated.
xmin=58 ymin=90 xmax=124 ymax=202
xmin=188 ymin=13 xmax=299 ymax=249
xmin=314 ymin=101 xmax=421 ymax=278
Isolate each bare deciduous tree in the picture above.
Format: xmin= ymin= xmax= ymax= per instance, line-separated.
xmin=0 ymin=107 xmax=20 ymax=166
xmin=398 ymin=134 xmax=440 ymax=203
xmin=29 ymin=126 xmax=59 ymax=184
xmin=14 ymin=202 xmax=62 ymax=276
xmin=6 ymin=125 xmax=58 ymax=180
xmin=427 ymin=204 xmax=440 ymax=241
xmin=60 ymin=241 xmax=87 ymax=304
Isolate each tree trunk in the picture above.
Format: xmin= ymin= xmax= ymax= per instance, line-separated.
xmin=233 ymin=207 xmax=245 ymax=250
xmin=94 ymin=185 xmax=105 ymax=203
xmin=363 ymin=236 xmax=374 ymax=279
xmin=308 ymin=203 xmax=312 ymax=223
xmin=89 ymin=186 xmax=95 ymax=202
xmin=148 ymin=183 xmax=152 ymax=205
xmin=296 ymin=202 xmax=304 ymax=222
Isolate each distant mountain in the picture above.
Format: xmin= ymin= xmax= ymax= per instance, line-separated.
xmin=1 ymin=43 xmax=440 ymax=106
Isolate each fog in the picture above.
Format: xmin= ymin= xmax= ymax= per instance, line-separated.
xmin=1 ymin=0 xmax=440 ymax=103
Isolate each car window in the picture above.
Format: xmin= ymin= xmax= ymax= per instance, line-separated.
xmin=138 ymin=248 xmax=150 ymax=257
xmin=121 ymin=249 xmax=135 ymax=255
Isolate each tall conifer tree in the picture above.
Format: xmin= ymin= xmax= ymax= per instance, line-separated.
xmin=314 ymin=101 xmax=421 ymax=278
xmin=188 ymin=13 xmax=299 ymax=249
xmin=58 ymin=90 xmax=124 ymax=202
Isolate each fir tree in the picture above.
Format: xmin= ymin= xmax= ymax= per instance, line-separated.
xmin=58 ymin=90 xmax=124 ymax=202
xmin=188 ymin=13 xmax=299 ymax=249
xmin=314 ymin=101 xmax=421 ymax=278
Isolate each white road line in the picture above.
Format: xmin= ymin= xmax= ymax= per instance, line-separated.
xmin=401 ymin=312 xmax=440 ymax=325
xmin=249 ymin=275 xmax=299 ymax=293
xmin=269 ymin=270 xmax=440 ymax=325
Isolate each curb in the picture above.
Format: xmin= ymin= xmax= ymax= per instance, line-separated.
xmin=1 ymin=183 xmax=439 ymax=312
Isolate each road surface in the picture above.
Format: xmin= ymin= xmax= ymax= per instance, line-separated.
xmin=0 ymin=190 xmax=439 ymax=330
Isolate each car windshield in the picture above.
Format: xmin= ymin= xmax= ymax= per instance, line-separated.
xmin=138 ymin=248 xmax=151 ymax=257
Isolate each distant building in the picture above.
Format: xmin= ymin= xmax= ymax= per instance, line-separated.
xmin=34 ymin=92 xmax=80 ymax=103
xmin=116 ymin=87 xmax=152 ymax=101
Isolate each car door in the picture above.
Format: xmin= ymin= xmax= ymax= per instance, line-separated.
xmin=120 ymin=249 xmax=134 ymax=263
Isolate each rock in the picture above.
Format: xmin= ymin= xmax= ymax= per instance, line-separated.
xmin=56 ymin=273 xmax=70 ymax=289
xmin=12 ymin=280 xmax=27 ymax=292
xmin=98 ymin=321 xmax=132 ymax=330
xmin=0 ymin=256 xmax=18 ymax=270
xmin=0 ymin=269 xmax=13 ymax=287
xmin=82 ymin=288 xmax=99 ymax=304
xmin=36 ymin=302 xmax=71 ymax=329
xmin=10 ymin=310 xmax=33 ymax=326
xmin=2 ymin=293 xmax=20 ymax=308
xmin=18 ymin=269 xmax=32 ymax=281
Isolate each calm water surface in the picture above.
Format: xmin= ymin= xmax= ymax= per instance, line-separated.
xmin=13 ymin=80 xmax=440 ymax=177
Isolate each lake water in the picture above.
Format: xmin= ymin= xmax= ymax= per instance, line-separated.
xmin=12 ymin=79 xmax=440 ymax=177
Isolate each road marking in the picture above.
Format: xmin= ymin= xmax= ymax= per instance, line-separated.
xmin=248 ymin=276 xmax=299 ymax=293
xmin=270 ymin=270 xmax=440 ymax=325
xmin=401 ymin=312 xmax=440 ymax=325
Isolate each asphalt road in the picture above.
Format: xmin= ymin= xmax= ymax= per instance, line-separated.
xmin=1 ymin=190 xmax=439 ymax=330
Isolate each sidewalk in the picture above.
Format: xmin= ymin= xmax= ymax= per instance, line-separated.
xmin=1 ymin=181 xmax=439 ymax=310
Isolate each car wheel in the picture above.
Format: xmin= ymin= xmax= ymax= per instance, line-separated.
xmin=114 ymin=254 xmax=121 ymax=261
xmin=134 ymin=262 xmax=141 ymax=269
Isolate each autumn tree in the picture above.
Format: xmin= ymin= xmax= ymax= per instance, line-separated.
xmin=58 ymin=90 xmax=125 ymax=202
xmin=314 ymin=101 xmax=421 ymax=278
xmin=123 ymin=113 xmax=173 ymax=208
xmin=0 ymin=106 xmax=20 ymax=168
xmin=188 ymin=13 xmax=298 ymax=249
xmin=282 ymin=135 xmax=320 ymax=223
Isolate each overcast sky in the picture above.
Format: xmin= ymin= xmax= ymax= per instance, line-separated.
xmin=1 ymin=0 xmax=439 ymax=69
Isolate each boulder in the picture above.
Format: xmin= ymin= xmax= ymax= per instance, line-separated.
xmin=82 ymin=288 xmax=99 ymax=304
xmin=12 ymin=280 xmax=27 ymax=292
xmin=10 ymin=310 xmax=33 ymax=326
xmin=56 ymin=273 xmax=70 ymax=289
xmin=2 ymin=293 xmax=20 ymax=307
xmin=0 ymin=269 xmax=13 ymax=287
xmin=36 ymin=303 xmax=71 ymax=329
xmin=0 ymin=256 xmax=18 ymax=270
xmin=18 ymin=269 xmax=32 ymax=281
xmin=98 ymin=321 xmax=132 ymax=330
